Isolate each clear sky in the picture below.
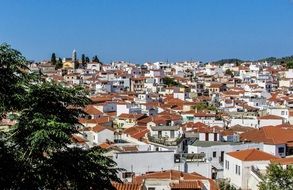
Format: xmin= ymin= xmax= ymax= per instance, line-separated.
xmin=1 ymin=0 xmax=293 ymax=63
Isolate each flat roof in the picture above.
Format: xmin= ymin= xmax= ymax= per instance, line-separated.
xmin=191 ymin=141 xmax=243 ymax=147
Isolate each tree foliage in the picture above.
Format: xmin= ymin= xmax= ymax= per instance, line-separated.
xmin=55 ymin=57 xmax=63 ymax=70
xmin=85 ymin=56 xmax=90 ymax=63
xmin=162 ymin=77 xmax=182 ymax=87
xmin=51 ymin=53 xmax=57 ymax=65
xmin=219 ymin=179 xmax=237 ymax=190
xmin=258 ymin=164 xmax=293 ymax=190
xmin=0 ymin=43 xmax=28 ymax=115
xmin=212 ymin=59 xmax=244 ymax=66
xmin=92 ymin=55 xmax=100 ymax=63
xmin=225 ymin=69 xmax=234 ymax=77
xmin=192 ymin=102 xmax=217 ymax=112
xmin=0 ymin=43 xmax=121 ymax=189
xmin=287 ymin=61 xmax=293 ymax=69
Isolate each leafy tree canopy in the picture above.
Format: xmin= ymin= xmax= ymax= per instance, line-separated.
xmin=0 ymin=43 xmax=121 ymax=189
xmin=162 ymin=77 xmax=183 ymax=87
xmin=259 ymin=164 xmax=293 ymax=190
xmin=225 ymin=69 xmax=234 ymax=77
xmin=51 ymin=53 xmax=57 ymax=65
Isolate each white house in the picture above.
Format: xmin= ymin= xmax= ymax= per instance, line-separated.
xmin=257 ymin=114 xmax=283 ymax=128
xmin=83 ymin=125 xmax=114 ymax=145
xmin=223 ymin=149 xmax=277 ymax=189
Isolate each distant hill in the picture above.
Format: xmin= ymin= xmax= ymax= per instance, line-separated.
xmin=258 ymin=55 xmax=293 ymax=65
xmin=210 ymin=55 xmax=293 ymax=66
xmin=211 ymin=58 xmax=245 ymax=65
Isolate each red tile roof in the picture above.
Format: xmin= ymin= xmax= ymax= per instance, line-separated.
xmin=258 ymin=114 xmax=284 ymax=120
xmin=84 ymin=105 xmax=103 ymax=115
xmin=112 ymin=183 xmax=142 ymax=190
xmin=133 ymin=170 xmax=206 ymax=183
xmin=227 ymin=149 xmax=278 ymax=161
xmin=271 ymin=157 xmax=293 ymax=165
xmin=240 ymin=125 xmax=293 ymax=145
xmin=170 ymin=181 xmax=203 ymax=189
xmin=123 ymin=127 xmax=149 ymax=140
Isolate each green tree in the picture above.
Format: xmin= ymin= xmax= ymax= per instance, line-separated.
xmin=192 ymin=102 xmax=217 ymax=112
xmin=92 ymin=55 xmax=100 ymax=63
xmin=259 ymin=164 xmax=293 ymax=190
xmin=286 ymin=61 xmax=293 ymax=69
xmin=0 ymin=43 xmax=28 ymax=115
xmin=85 ymin=56 xmax=90 ymax=63
xmin=51 ymin=53 xmax=57 ymax=65
xmin=225 ymin=69 xmax=234 ymax=77
xmin=162 ymin=77 xmax=182 ymax=87
xmin=81 ymin=53 xmax=86 ymax=66
xmin=0 ymin=44 xmax=121 ymax=189
xmin=219 ymin=179 xmax=237 ymax=190
xmin=55 ymin=57 xmax=63 ymax=70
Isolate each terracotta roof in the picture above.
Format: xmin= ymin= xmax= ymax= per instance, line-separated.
xmin=84 ymin=105 xmax=103 ymax=115
xmin=209 ymin=83 xmax=222 ymax=88
xmin=79 ymin=116 xmax=111 ymax=125
xmin=132 ymin=170 xmax=218 ymax=190
xmin=193 ymin=112 xmax=216 ymax=117
xmin=170 ymin=180 xmax=203 ymax=189
xmin=227 ymin=149 xmax=278 ymax=161
xmin=88 ymin=124 xmax=114 ymax=133
xmin=99 ymin=142 xmax=111 ymax=149
xmin=258 ymin=114 xmax=284 ymax=120
xmin=133 ymin=170 xmax=206 ymax=183
xmin=71 ymin=134 xmax=87 ymax=144
xmin=122 ymin=146 xmax=138 ymax=152
xmin=118 ymin=113 xmax=145 ymax=120
xmin=112 ymin=183 xmax=141 ymax=190
xmin=123 ymin=127 xmax=149 ymax=140
xmin=240 ymin=125 xmax=293 ymax=144
xmin=271 ymin=157 xmax=293 ymax=165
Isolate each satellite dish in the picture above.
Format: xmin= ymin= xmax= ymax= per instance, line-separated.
xmin=207 ymin=157 xmax=212 ymax=162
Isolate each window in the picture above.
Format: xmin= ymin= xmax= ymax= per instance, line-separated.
xmin=281 ymin=111 xmax=285 ymax=115
xmin=158 ymin=131 xmax=162 ymax=138
xmin=235 ymin=165 xmax=240 ymax=175
xmin=148 ymin=188 xmax=155 ymax=190
xmin=170 ymin=130 xmax=175 ymax=138
xmin=220 ymin=151 xmax=224 ymax=162
xmin=279 ymin=147 xmax=285 ymax=154
xmin=225 ymin=160 xmax=229 ymax=170
xmin=213 ymin=151 xmax=217 ymax=158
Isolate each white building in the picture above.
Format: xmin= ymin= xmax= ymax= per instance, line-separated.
xmin=224 ymin=149 xmax=277 ymax=189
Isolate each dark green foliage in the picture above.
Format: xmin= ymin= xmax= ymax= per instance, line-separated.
xmin=85 ymin=56 xmax=90 ymax=63
xmin=192 ymin=102 xmax=217 ymax=112
xmin=81 ymin=54 xmax=86 ymax=64
xmin=212 ymin=59 xmax=244 ymax=66
xmin=219 ymin=179 xmax=237 ymax=190
xmin=259 ymin=55 xmax=293 ymax=66
xmin=225 ymin=69 xmax=234 ymax=77
xmin=258 ymin=164 xmax=293 ymax=190
xmin=162 ymin=77 xmax=182 ymax=87
xmin=43 ymin=147 xmax=120 ymax=190
xmin=0 ymin=44 xmax=121 ymax=189
xmin=0 ymin=138 xmax=21 ymax=189
xmin=51 ymin=53 xmax=57 ymax=65
xmin=287 ymin=61 xmax=293 ymax=69
xmin=92 ymin=55 xmax=100 ymax=63
xmin=0 ymin=43 xmax=28 ymax=115
xmin=11 ymin=82 xmax=90 ymax=158
xmin=55 ymin=57 xmax=63 ymax=70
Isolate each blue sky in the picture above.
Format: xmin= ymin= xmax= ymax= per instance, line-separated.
xmin=1 ymin=0 xmax=293 ymax=63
